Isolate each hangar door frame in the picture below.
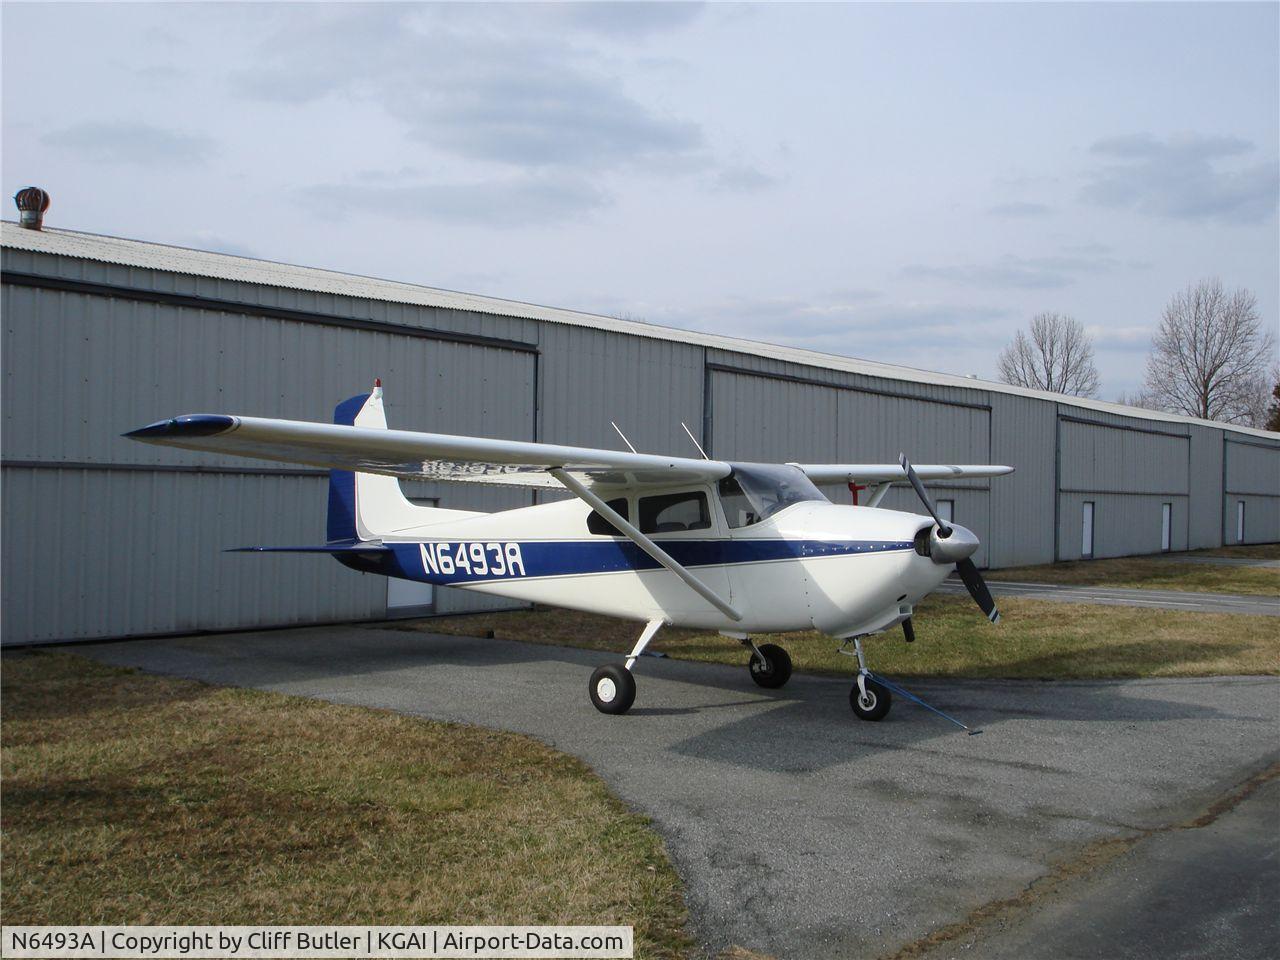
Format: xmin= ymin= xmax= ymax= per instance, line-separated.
xmin=1054 ymin=414 xmax=1191 ymax=561
xmin=1222 ymin=436 xmax=1280 ymax=545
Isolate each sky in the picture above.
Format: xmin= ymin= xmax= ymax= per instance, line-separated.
xmin=3 ymin=2 xmax=1278 ymax=399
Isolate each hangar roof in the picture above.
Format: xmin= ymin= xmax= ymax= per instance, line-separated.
xmin=3 ymin=221 xmax=1276 ymax=440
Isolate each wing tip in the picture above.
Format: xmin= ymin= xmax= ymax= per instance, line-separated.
xmin=123 ymin=414 xmax=236 ymax=441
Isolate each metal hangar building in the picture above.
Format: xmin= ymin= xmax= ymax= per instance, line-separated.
xmin=3 ymin=221 xmax=1277 ymax=646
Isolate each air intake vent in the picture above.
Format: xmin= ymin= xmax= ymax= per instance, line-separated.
xmin=14 ymin=187 xmax=51 ymax=230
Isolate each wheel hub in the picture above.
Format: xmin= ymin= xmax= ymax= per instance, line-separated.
xmin=596 ymin=677 xmax=617 ymax=703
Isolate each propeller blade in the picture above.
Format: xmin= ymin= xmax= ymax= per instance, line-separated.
xmin=956 ymin=558 xmax=1000 ymax=623
xmin=899 ymin=453 xmax=952 ymax=536
xmin=902 ymin=617 xmax=915 ymax=643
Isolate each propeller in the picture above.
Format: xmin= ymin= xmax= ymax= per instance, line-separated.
xmin=898 ymin=453 xmax=951 ymax=537
xmin=956 ymin=557 xmax=1000 ymax=623
xmin=899 ymin=453 xmax=1001 ymax=625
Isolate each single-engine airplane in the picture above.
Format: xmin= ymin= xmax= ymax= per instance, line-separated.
xmin=127 ymin=382 xmax=1013 ymax=721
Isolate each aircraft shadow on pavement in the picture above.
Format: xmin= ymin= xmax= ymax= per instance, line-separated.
xmin=657 ymin=675 xmax=1262 ymax=773
xmin=81 ymin=628 xmax=1271 ymax=778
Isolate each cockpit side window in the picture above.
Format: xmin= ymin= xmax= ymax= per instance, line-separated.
xmin=721 ymin=464 xmax=829 ymax=526
xmin=587 ymin=498 xmax=630 ymax=536
xmin=718 ymin=476 xmax=759 ymax=528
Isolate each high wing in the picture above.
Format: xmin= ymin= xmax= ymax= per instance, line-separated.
xmin=794 ymin=464 xmax=1015 ymax=484
xmin=125 ymin=414 xmax=731 ymax=487
xmin=125 ymin=413 xmax=1013 ymax=490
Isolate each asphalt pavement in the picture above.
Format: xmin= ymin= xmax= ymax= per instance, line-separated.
xmin=75 ymin=626 xmax=1280 ymax=959
xmin=938 ymin=578 xmax=1280 ymax=616
xmin=916 ymin=776 xmax=1280 ymax=960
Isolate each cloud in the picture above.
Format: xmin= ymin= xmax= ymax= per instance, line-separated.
xmin=987 ymin=201 xmax=1051 ymax=218
xmin=296 ymin=173 xmax=610 ymax=226
xmin=1084 ymin=324 xmax=1153 ymax=353
xmin=711 ymin=165 xmax=780 ymax=193
xmin=41 ymin=121 xmax=215 ymax=166
xmin=637 ymin=293 xmax=1009 ymax=355
xmin=903 ymin=252 xmax=1122 ymax=290
xmin=1082 ymin=133 xmax=1279 ymax=224
xmin=231 ymin=7 xmax=705 ymax=172
xmin=554 ymin=2 xmax=705 ymax=37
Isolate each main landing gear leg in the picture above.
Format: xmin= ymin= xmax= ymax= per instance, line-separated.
xmin=741 ymin=637 xmax=792 ymax=689
xmin=589 ymin=618 xmax=663 ymax=715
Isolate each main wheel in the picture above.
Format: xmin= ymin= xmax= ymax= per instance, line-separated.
xmin=589 ymin=664 xmax=636 ymax=715
xmin=850 ymin=676 xmax=892 ymax=721
xmin=748 ymin=643 xmax=793 ymax=689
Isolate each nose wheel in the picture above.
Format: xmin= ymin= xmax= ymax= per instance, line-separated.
xmin=850 ymin=673 xmax=892 ymax=721
xmin=840 ymin=634 xmax=895 ymax=721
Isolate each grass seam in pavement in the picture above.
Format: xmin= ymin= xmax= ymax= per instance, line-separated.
xmin=878 ymin=759 xmax=1280 ymax=960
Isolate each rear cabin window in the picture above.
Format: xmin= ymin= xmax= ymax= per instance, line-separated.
xmin=587 ymin=499 xmax=630 ymax=536
xmin=639 ymin=491 xmax=711 ymax=533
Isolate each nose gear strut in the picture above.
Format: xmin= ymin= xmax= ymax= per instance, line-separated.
xmin=837 ymin=635 xmax=981 ymax=734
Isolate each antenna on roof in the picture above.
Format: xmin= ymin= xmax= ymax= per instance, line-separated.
xmin=681 ymin=422 xmax=710 ymax=460
xmin=610 ymin=421 xmax=637 ymax=453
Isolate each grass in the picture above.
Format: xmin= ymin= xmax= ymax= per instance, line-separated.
xmin=402 ymin=594 xmax=1280 ymax=680
xmin=1201 ymin=544 xmax=1280 ymax=560
xmin=1 ymin=653 xmax=692 ymax=958
xmin=991 ymin=545 xmax=1279 ymax=597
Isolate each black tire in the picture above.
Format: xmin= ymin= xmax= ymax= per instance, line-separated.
xmin=850 ymin=676 xmax=892 ymax=721
xmin=749 ymin=643 xmax=793 ymax=689
xmin=589 ymin=664 xmax=636 ymax=715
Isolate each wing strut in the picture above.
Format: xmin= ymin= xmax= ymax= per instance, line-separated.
xmin=548 ymin=468 xmax=743 ymax=622
xmin=866 ymin=482 xmax=892 ymax=508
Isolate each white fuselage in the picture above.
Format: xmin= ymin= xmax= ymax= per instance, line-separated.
xmin=378 ymin=486 xmax=948 ymax=639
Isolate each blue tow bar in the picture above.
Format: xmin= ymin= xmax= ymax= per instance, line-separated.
xmin=864 ymin=669 xmax=983 ymax=735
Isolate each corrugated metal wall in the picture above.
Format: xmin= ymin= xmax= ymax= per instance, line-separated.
xmin=1 ymin=468 xmax=385 ymax=642
xmin=706 ymin=361 xmax=995 ymax=566
xmin=988 ymin=394 xmax=1055 ymax=567
xmin=538 ymin=325 xmax=704 ymax=454
xmin=1187 ymin=425 xmax=1225 ymax=550
xmin=3 ymin=243 xmax=1277 ymax=645
xmin=2 ymin=250 xmax=536 ymax=643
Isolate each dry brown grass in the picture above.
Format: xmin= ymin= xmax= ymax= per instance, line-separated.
xmin=1 ymin=653 xmax=692 ymax=958
xmin=1201 ymin=544 xmax=1280 ymax=560
xmin=992 ymin=552 xmax=1278 ymax=596
xmin=402 ymin=594 xmax=1280 ymax=680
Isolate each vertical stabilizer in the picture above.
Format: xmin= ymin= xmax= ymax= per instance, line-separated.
xmin=326 ymin=380 xmax=483 ymax=542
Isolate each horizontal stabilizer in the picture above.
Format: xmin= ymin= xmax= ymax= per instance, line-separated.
xmin=226 ymin=543 xmax=392 ymax=554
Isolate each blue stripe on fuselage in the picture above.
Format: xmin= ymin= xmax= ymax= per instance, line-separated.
xmin=384 ymin=538 xmax=915 ymax=585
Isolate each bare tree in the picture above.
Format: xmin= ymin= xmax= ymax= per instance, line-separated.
xmin=1115 ymin=389 xmax=1157 ymax=410
xmin=997 ymin=312 xmax=1100 ymax=397
xmin=1266 ymin=377 xmax=1280 ymax=433
xmin=1142 ymin=279 xmax=1276 ymax=424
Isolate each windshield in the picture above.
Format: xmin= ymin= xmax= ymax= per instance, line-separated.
xmin=718 ymin=464 xmax=829 ymax=527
